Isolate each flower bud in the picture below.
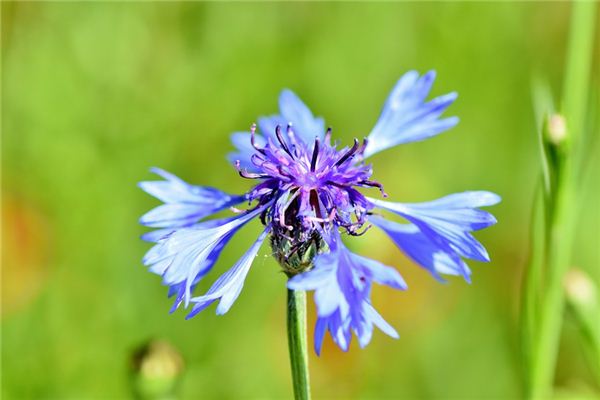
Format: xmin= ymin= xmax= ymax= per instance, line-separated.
xmin=547 ymin=114 xmax=567 ymax=145
xmin=131 ymin=340 xmax=184 ymax=399
xmin=564 ymin=269 xmax=597 ymax=309
xmin=271 ymin=231 xmax=325 ymax=277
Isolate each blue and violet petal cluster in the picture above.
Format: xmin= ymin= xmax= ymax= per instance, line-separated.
xmin=140 ymin=70 xmax=500 ymax=354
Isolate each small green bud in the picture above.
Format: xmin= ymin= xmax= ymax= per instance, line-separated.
xmin=131 ymin=340 xmax=184 ymax=400
xmin=271 ymin=231 xmax=325 ymax=277
xmin=563 ymin=269 xmax=600 ymax=365
xmin=546 ymin=114 xmax=567 ymax=145
xmin=564 ymin=269 xmax=597 ymax=310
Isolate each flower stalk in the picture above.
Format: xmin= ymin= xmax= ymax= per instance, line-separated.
xmin=528 ymin=117 xmax=574 ymax=399
xmin=287 ymin=288 xmax=311 ymax=400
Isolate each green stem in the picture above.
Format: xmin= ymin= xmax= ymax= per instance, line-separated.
xmin=520 ymin=182 xmax=545 ymax=390
xmin=287 ymin=289 xmax=311 ymax=400
xmin=529 ymin=155 xmax=574 ymax=400
xmin=562 ymin=1 xmax=597 ymax=147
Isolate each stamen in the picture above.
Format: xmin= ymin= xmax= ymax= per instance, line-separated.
xmin=347 ymin=223 xmax=372 ymax=237
xmin=360 ymin=180 xmax=388 ymax=197
xmin=250 ymin=123 xmax=266 ymax=154
xmin=334 ymin=138 xmax=360 ymax=167
xmin=278 ymin=190 xmax=300 ymax=230
xmin=250 ymin=153 xmax=266 ymax=167
xmin=303 ymin=209 xmax=336 ymax=224
xmin=325 ymin=127 xmax=332 ymax=144
xmin=238 ymin=170 xmax=269 ymax=179
xmin=275 ymin=125 xmax=294 ymax=158
xmin=310 ymin=138 xmax=320 ymax=172
xmin=260 ymin=208 xmax=268 ymax=225
xmin=358 ymin=138 xmax=368 ymax=156
xmin=235 ymin=160 xmax=269 ymax=179
xmin=286 ymin=124 xmax=301 ymax=157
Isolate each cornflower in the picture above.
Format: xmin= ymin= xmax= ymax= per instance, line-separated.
xmin=140 ymin=70 xmax=500 ymax=355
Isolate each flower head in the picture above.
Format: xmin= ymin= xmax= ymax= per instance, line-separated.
xmin=140 ymin=70 xmax=500 ymax=353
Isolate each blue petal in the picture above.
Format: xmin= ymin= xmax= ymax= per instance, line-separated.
xmin=370 ymin=216 xmax=470 ymax=281
xmin=278 ymin=89 xmax=325 ymax=144
xmin=363 ymin=303 xmax=399 ymax=340
xmin=314 ymin=311 xmax=351 ymax=354
xmin=313 ymin=317 xmax=328 ymax=355
xmin=287 ymin=262 xmax=336 ymax=291
xmin=288 ymin=230 xmax=402 ymax=353
xmin=143 ymin=207 xmax=264 ymax=307
xmin=139 ymin=168 xmax=244 ymax=228
xmin=364 ymin=71 xmax=459 ymax=158
xmin=411 ymin=191 xmax=501 ymax=208
xmin=369 ymin=191 xmax=499 ymax=262
xmin=330 ymin=311 xmax=351 ymax=352
xmin=187 ymin=227 xmax=270 ymax=318
xmin=140 ymin=168 xmax=234 ymax=204
xmin=350 ymin=253 xmax=407 ymax=290
xmin=289 ymin=253 xmax=342 ymax=318
xmin=165 ymin=267 xmax=207 ymax=314
xmin=228 ymin=90 xmax=323 ymax=168
xmin=227 ymin=131 xmax=266 ymax=172
xmin=141 ymin=228 xmax=175 ymax=243
xmin=258 ymin=115 xmax=288 ymax=142
xmin=368 ymin=191 xmax=499 ymax=282
xmin=165 ymin=230 xmax=235 ymax=313
xmin=140 ymin=204 xmax=219 ymax=228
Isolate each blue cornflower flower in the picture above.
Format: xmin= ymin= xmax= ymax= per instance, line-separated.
xmin=139 ymin=70 xmax=500 ymax=354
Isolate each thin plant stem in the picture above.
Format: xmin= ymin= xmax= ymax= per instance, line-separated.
xmin=529 ymin=147 xmax=574 ymax=399
xmin=562 ymin=1 xmax=597 ymax=148
xmin=287 ymin=288 xmax=311 ymax=400
xmin=520 ymin=181 xmax=545 ymax=390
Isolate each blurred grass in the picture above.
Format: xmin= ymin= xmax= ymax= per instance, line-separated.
xmin=1 ymin=2 xmax=598 ymax=399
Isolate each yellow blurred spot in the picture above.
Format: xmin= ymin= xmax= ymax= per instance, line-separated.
xmin=131 ymin=339 xmax=184 ymax=399
xmin=564 ymin=269 xmax=597 ymax=307
xmin=1 ymin=193 xmax=50 ymax=317
xmin=548 ymin=114 xmax=567 ymax=145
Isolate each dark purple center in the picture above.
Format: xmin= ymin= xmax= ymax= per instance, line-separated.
xmin=237 ymin=125 xmax=386 ymax=242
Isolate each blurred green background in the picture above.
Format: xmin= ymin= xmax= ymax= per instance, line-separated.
xmin=2 ymin=2 xmax=598 ymax=399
